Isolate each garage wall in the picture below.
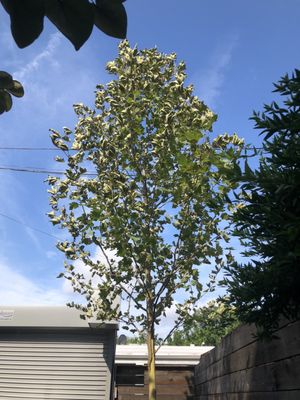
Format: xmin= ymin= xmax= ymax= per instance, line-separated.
xmin=0 ymin=329 xmax=116 ymax=400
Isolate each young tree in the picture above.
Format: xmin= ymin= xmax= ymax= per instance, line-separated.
xmin=48 ymin=41 xmax=243 ymax=400
xmin=168 ymin=299 xmax=239 ymax=346
xmin=224 ymin=70 xmax=300 ymax=338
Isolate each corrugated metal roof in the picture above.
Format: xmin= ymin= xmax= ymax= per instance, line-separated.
xmin=0 ymin=307 xmax=118 ymax=329
xmin=115 ymin=344 xmax=214 ymax=366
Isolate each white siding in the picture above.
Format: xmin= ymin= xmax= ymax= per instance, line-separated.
xmin=0 ymin=330 xmax=115 ymax=400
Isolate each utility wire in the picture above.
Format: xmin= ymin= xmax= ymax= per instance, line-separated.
xmin=0 ymin=166 xmax=97 ymax=176
xmin=0 ymin=147 xmax=59 ymax=151
xmin=0 ymin=145 xmax=267 ymax=176
xmin=0 ymin=212 xmax=60 ymax=240
xmin=0 ymin=146 xmax=266 ymax=151
xmin=0 ymin=151 xmax=266 ymax=176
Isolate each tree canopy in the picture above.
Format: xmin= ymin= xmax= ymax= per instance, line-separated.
xmin=224 ymin=70 xmax=300 ymax=338
xmin=48 ymin=40 xmax=243 ymax=400
xmin=168 ymin=299 xmax=239 ymax=346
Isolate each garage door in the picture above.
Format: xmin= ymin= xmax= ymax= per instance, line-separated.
xmin=0 ymin=330 xmax=115 ymax=400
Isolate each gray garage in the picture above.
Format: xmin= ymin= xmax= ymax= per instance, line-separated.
xmin=0 ymin=306 xmax=118 ymax=400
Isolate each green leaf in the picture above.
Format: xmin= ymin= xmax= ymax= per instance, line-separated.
xmin=70 ymin=202 xmax=79 ymax=210
xmin=244 ymin=159 xmax=253 ymax=177
xmin=1 ymin=0 xmax=45 ymax=48
xmin=6 ymin=80 xmax=24 ymax=98
xmin=91 ymin=209 xmax=102 ymax=219
xmin=176 ymin=153 xmax=189 ymax=167
xmin=0 ymin=71 xmax=13 ymax=89
xmin=45 ymin=0 xmax=94 ymax=50
xmin=233 ymin=162 xmax=242 ymax=178
xmin=185 ymin=129 xmax=202 ymax=142
xmin=0 ymin=90 xmax=12 ymax=114
xmin=94 ymin=0 xmax=127 ymax=39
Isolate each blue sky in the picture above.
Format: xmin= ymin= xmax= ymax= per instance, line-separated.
xmin=0 ymin=0 xmax=299 ymax=324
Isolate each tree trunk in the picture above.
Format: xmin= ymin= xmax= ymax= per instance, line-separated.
xmin=147 ymin=325 xmax=156 ymax=400
xmin=145 ymin=257 xmax=156 ymax=400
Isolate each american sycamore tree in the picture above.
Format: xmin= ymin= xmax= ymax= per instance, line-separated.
xmin=48 ymin=41 xmax=243 ymax=400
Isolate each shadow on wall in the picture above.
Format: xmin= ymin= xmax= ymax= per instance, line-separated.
xmin=185 ymin=370 xmax=195 ymax=400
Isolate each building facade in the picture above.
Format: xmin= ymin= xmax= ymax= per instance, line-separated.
xmin=115 ymin=344 xmax=213 ymax=400
xmin=0 ymin=307 xmax=118 ymax=400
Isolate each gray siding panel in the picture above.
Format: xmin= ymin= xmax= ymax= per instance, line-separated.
xmin=0 ymin=330 xmax=115 ymax=400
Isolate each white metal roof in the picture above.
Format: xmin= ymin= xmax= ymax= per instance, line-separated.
xmin=0 ymin=306 xmax=118 ymax=329
xmin=115 ymin=344 xmax=214 ymax=366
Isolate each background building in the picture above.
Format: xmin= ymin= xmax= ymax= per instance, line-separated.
xmin=115 ymin=344 xmax=213 ymax=400
xmin=0 ymin=306 xmax=118 ymax=400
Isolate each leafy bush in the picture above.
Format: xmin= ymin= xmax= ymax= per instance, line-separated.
xmin=168 ymin=299 xmax=239 ymax=346
xmin=224 ymin=70 xmax=300 ymax=337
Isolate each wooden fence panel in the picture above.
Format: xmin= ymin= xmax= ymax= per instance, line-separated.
xmin=117 ymin=366 xmax=194 ymax=400
xmin=195 ymin=319 xmax=300 ymax=399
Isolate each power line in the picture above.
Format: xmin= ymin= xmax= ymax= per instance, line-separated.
xmin=0 ymin=145 xmax=268 ymax=177
xmin=0 ymin=166 xmax=97 ymax=176
xmin=0 ymin=146 xmax=266 ymax=151
xmin=0 ymin=212 xmax=60 ymax=240
xmin=0 ymin=147 xmax=58 ymax=151
xmin=0 ymin=151 xmax=267 ymax=176
xmin=0 ymin=166 xmax=65 ymax=175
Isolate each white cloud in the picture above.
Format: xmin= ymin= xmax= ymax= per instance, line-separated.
xmin=156 ymin=302 xmax=179 ymax=339
xmin=62 ymin=247 xmax=120 ymax=294
xmin=7 ymin=31 xmax=99 ymax=120
xmin=13 ymin=33 xmax=62 ymax=83
xmin=194 ymin=36 xmax=238 ymax=109
xmin=0 ymin=211 xmax=45 ymax=253
xmin=0 ymin=260 xmax=70 ymax=306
